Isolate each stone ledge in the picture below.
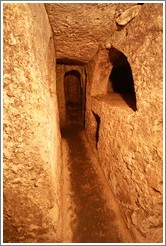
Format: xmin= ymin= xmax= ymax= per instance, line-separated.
xmin=91 ymin=93 xmax=134 ymax=116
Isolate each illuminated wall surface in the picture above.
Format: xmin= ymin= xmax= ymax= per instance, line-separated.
xmin=3 ymin=3 xmax=163 ymax=243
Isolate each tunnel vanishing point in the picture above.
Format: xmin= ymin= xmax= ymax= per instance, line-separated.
xmin=3 ymin=2 xmax=163 ymax=244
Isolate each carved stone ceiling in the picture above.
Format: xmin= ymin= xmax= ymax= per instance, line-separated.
xmin=45 ymin=3 xmax=137 ymax=63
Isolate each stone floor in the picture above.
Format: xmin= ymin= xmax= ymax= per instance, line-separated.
xmin=61 ymin=122 xmax=133 ymax=243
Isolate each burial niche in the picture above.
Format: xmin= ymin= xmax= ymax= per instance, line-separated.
xmin=108 ymin=47 xmax=137 ymax=111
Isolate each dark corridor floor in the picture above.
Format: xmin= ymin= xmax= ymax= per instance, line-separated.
xmin=61 ymin=123 xmax=133 ymax=243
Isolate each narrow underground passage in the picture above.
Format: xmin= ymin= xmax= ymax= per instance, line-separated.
xmin=61 ymin=74 xmax=132 ymax=243
xmin=61 ymin=125 xmax=132 ymax=243
xmin=64 ymin=70 xmax=83 ymax=125
xmin=3 ymin=3 xmax=163 ymax=244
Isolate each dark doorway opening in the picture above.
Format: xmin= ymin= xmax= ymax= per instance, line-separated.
xmin=109 ymin=47 xmax=137 ymax=111
xmin=64 ymin=70 xmax=83 ymax=125
xmin=92 ymin=112 xmax=101 ymax=149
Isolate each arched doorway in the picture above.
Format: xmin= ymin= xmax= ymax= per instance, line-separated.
xmin=64 ymin=70 xmax=83 ymax=124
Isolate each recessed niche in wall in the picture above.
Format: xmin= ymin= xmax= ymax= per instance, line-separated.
xmin=92 ymin=111 xmax=101 ymax=149
xmin=108 ymin=47 xmax=137 ymax=111
xmin=64 ymin=70 xmax=82 ymax=124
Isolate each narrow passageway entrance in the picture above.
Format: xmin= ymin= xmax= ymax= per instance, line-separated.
xmin=61 ymin=59 xmax=132 ymax=243
xmin=64 ymin=70 xmax=83 ymax=125
xmin=61 ymin=123 xmax=132 ymax=243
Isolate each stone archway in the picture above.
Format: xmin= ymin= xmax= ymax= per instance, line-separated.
xmin=64 ymin=70 xmax=83 ymax=124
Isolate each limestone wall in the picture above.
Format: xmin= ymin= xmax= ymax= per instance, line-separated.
xmin=3 ymin=3 xmax=62 ymax=242
xmin=85 ymin=3 xmax=163 ymax=243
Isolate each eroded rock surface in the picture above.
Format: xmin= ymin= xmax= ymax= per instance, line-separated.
xmin=85 ymin=3 xmax=163 ymax=243
xmin=3 ymin=3 xmax=62 ymax=242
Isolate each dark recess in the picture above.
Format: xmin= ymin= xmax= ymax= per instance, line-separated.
xmin=109 ymin=47 xmax=137 ymax=111
xmin=92 ymin=112 xmax=100 ymax=148
xmin=64 ymin=70 xmax=83 ymax=124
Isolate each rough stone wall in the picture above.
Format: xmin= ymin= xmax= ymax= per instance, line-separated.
xmin=56 ymin=64 xmax=86 ymax=128
xmin=85 ymin=3 xmax=163 ymax=243
xmin=3 ymin=3 xmax=62 ymax=243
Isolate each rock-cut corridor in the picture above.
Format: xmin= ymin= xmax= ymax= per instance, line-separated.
xmin=3 ymin=2 xmax=163 ymax=244
xmin=61 ymin=123 xmax=132 ymax=243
